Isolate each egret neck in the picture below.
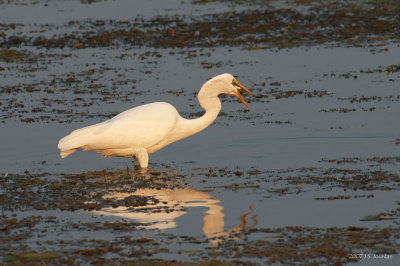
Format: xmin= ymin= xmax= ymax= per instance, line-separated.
xmin=176 ymin=82 xmax=222 ymax=137
xmin=154 ymin=84 xmax=222 ymax=152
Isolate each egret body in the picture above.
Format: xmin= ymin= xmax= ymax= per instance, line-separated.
xmin=58 ymin=73 xmax=252 ymax=168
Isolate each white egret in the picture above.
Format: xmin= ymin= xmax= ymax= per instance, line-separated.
xmin=58 ymin=73 xmax=252 ymax=168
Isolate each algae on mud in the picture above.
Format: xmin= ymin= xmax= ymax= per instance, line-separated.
xmin=0 ymin=166 xmax=399 ymax=264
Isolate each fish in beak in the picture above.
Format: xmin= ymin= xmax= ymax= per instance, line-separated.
xmin=233 ymin=80 xmax=253 ymax=109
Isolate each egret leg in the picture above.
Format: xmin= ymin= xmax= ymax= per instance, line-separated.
xmin=135 ymin=148 xmax=149 ymax=168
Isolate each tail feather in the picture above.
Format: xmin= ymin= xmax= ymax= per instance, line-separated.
xmin=60 ymin=149 xmax=77 ymax=158
xmin=58 ymin=122 xmax=106 ymax=158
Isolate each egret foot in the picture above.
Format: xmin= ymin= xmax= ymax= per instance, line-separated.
xmin=132 ymin=162 xmax=150 ymax=179
xmin=137 ymin=167 xmax=150 ymax=179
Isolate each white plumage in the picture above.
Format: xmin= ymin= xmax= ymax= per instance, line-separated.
xmin=58 ymin=73 xmax=252 ymax=168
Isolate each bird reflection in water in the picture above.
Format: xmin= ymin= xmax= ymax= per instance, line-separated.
xmin=91 ymin=188 xmax=257 ymax=241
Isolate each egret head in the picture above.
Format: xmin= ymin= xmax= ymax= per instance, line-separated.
xmin=205 ymin=73 xmax=253 ymax=109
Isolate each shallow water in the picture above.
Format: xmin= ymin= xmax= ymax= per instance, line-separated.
xmin=2 ymin=44 xmax=399 ymax=172
xmin=1 ymin=0 xmax=399 ymax=265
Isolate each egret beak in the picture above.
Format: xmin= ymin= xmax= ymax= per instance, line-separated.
xmin=234 ymin=81 xmax=252 ymax=109
xmin=236 ymin=82 xmax=253 ymax=96
xmin=236 ymin=90 xmax=250 ymax=109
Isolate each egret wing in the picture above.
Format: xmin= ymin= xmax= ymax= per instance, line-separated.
xmin=58 ymin=102 xmax=179 ymax=153
xmin=85 ymin=102 xmax=179 ymax=150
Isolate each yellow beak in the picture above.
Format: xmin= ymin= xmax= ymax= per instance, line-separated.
xmin=235 ymin=81 xmax=252 ymax=109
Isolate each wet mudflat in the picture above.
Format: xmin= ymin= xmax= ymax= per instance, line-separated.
xmin=1 ymin=0 xmax=399 ymax=265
